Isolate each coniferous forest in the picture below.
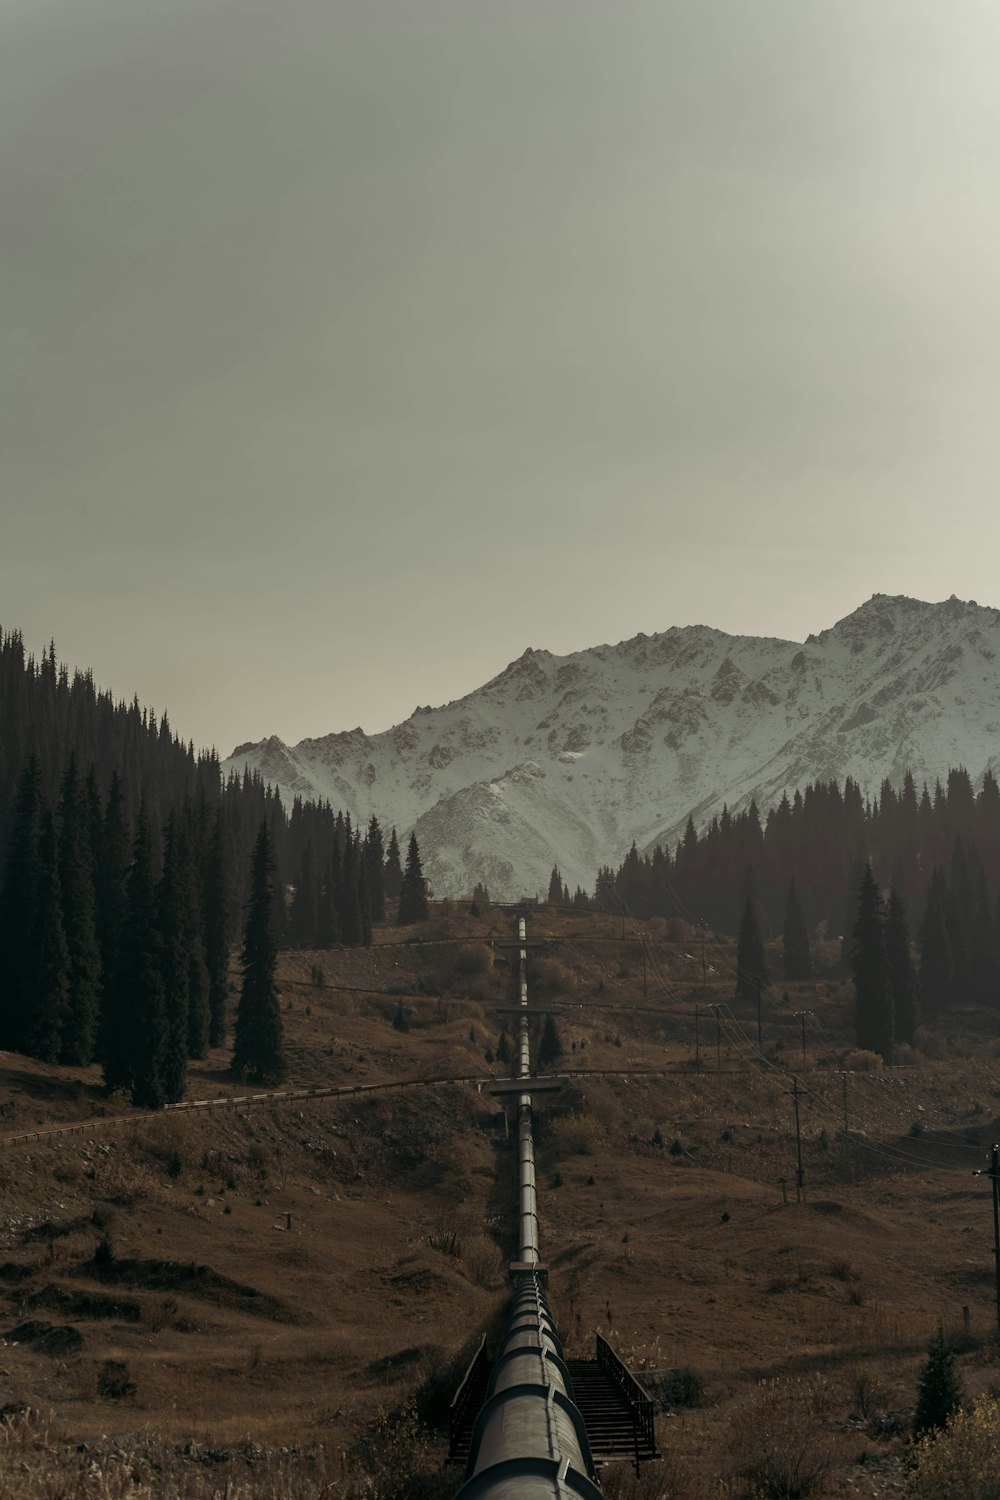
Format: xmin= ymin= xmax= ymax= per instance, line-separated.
xmin=591 ymin=767 xmax=1000 ymax=1033
xmin=0 ymin=630 xmax=403 ymax=1104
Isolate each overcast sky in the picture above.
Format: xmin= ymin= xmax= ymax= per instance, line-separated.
xmin=4 ymin=1 xmax=1000 ymax=755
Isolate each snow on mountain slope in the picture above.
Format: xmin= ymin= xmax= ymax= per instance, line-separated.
xmin=221 ymin=595 xmax=1000 ymax=900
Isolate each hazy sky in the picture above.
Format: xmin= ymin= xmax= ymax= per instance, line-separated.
xmin=5 ymin=1 xmax=1000 ymax=755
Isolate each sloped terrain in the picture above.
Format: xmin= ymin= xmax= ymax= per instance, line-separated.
xmin=1 ymin=908 xmax=999 ymax=1497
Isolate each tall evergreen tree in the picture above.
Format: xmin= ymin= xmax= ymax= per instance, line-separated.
xmin=782 ymin=877 xmax=812 ymax=980
xmin=548 ymin=866 xmax=564 ymax=905
xmin=384 ymin=828 xmax=403 ymax=902
xmin=104 ymin=809 xmax=167 ymax=1106
xmin=397 ymin=833 xmax=429 ymax=925
xmin=0 ymin=756 xmax=42 ymax=1051
xmin=57 ymin=757 xmax=101 ymax=1064
xmin=363 ymin=816 xmax=386 ymax=924
xmin=885 ymin=886 xmax=918 ymax=1046
xmin=93 ymin=771 xmax=128 ymax=1058
xmin=157 ymin=817 xmax=197 ymax=1101
xmin=913 ymin=1328 xmax=966 ymax=1437
xmin=202 ymin=813 xmax=229 ymax=1048
xmin=852 ymin=864 xmax=893 ymax=1062
xmin=734 ymin=885 xmax=769 ymax=1003
xmin=231 ymin=823 xmax=285 ymax=1083
xmin=29 ymin=809 xmax=70 ymax=1063
xmin=537 ymin=1014 xmax=563 ymax=1069
xmin=919 ymin=868 xmax=953 ymax=1020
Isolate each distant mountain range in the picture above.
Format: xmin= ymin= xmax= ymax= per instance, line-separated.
xmin=221 ymin=595 xmax=1000 ymax=901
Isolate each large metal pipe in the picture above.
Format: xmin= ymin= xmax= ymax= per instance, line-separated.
xmin=454 ymin=918 xmax=599 ymax=1500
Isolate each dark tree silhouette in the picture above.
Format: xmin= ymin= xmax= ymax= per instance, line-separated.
xmin=913 ymin=1328 xmax=965 ymax=1437
xmin=104 ymin=810 xmax=167 ymax=1108
xmin=782 ymin=877 xmax=812 ymax=981
xmin=231 ymin=823 xmax=285 ymax=1084
xmin=397 ymin=833 xmax=429 ymax=925
xmin=29 ymin=809 xmax=70 ymax=1064
xmin=735 ymin=885 xmax=769 ymax=1003
xmin=852 ymin=864 xmax=893 ymax=1062
xmin=384 ymin=828 xmax=403 ymax=902
xmin=56 ymin=757 xmax=101 ymax=1064
xmin=0 ymin=756 xmax=42 ymax=1051
xmin=885 ymin=886 xmax=918 ymax=1046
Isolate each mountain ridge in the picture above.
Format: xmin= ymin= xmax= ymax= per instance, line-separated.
xmin=221 ymin=594 xmax=1000 ymax=900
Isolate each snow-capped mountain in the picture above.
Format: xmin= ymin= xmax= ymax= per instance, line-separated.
xmin=221 ymin=595 xmax=1000 ymax=901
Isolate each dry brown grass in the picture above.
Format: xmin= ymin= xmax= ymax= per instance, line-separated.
xmin=2 ymin=920 xmax=999 ymax=1495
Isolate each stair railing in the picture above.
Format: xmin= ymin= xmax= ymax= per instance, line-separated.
xmin=449 ymin=1335 xmax=489 ymax=1459
xmin=594 ymin=1332 xmax=656 ymax=1460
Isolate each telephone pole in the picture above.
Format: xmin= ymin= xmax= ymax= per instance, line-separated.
xmin=755 ymin=975 xmax=763 ymax=1054
xmin=976 ymin=1144 xmax=1000 ymax=1333
xmin=699 ymin=918 xmax=706 ymax=987
xmin=786 ymin=1075 xmax=805 ymax=1203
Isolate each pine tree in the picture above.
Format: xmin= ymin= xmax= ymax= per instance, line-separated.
xmin=202 ymin=813 xmax=229 ymax=1048
xmin=919 ymin=868 xmax=953 ymax=1019
xmin=913 ymin=1328 xmax=966 ymax=1437
xmin=104 ymin=810 xmax=167 ymax=1107
xmin=397 ymin=833 xmax=429 ymax=925
xmin=885 ymin=886 xmax=918 ymax=1046
xmin=29 ymin=809 xmax=70 ymax=1063
xmin=384 ymin=828 xmax=403 ymax=902
xmin=363 ymin=816 xmax=386 ymax=924
xmin=94 ymin=771 xmax=129 ymax=1060
xmin=537 ymin=1014 xmax=563 ymax=1069
xmin=735 ymin=886 xmax=769 ymax=1003
xmin=157 ymin=818 xmax=188 ymax=1101
xmin=231 ymin=823 xmax=285 ymax=1083
xmin=56 ymin=757 xmax=101 ymax=1064
xmin=0 ymin=756 xmax=42 ymax=1051
xmin=548 ymin=866 xmax=564 ymax=905
xmin=782 ymin=878 xmax=812 ymax=980
xmin=852 ymin=864 xmax=893 ymax=1062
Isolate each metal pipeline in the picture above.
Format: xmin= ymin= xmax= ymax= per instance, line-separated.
xmin=454 ymin=917 xmax=599 ymax=1500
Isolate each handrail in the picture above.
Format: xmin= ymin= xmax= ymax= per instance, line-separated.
xmin=595 ymin=1332 xmax=656 ymax=1455
xmin=449 ymin=1336 xmax=490 ymax=1458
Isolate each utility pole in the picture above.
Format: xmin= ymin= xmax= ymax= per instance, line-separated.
xmin=755 ymin=975 xmax=763 ymax=1054
xmin=976 ymin=1144 xmax=1000 ymax=1334
xmin=639 ymin=932 xmax=648 ymax=997
xmin=787 ymin=1075 xmax=805 ymax=1203
xmin=699 ymin=918 xmax=706 ymax=988
xmin=794 ymin=1010 xmax=809 ymax=1071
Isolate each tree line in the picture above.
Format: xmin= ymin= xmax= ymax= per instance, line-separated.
xmin=589 ymin=765 xmax=1000 ymax=945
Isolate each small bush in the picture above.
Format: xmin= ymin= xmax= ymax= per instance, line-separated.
xmin=98 ymin=1359 xmax=136 ymax=1401
xmin=843 ymin=1049 xmax=883 ymax=1072
xmin=727 ymin=1376 xmax=835 ymax=1498
xmin=461 ymin=1234 xmax=502 ymax=1288
xmin=453 ymin=943 xmax=492 ymax=977
xmin=908 ymin=1395 xmax=1000 ymax=1499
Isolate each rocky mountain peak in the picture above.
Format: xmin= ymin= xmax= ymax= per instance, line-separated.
xmin=222 ymin=594 xmax=1000 ymax=901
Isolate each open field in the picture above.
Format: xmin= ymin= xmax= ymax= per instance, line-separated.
xmin=1 ymin=903 xmax=999 ymax=1496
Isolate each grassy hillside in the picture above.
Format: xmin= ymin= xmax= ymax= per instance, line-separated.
xmin=1 ymin=904 xmax=999 ymax=1497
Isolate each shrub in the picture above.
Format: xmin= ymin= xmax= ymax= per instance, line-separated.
xmin=98 ymin=1359 xmax=136 ymax=1401
xmin=726 ymin=1377 xmax=835 ymax=1498
xmin=461 ymin=1234 xmax=503 ymax=1288
xmin=843 ymin=1049 xmax=883 ymax=1072
xmin=549 ymin=1114 xmax=605 ymax=1156
xmin=908 ymin=1395 xmax=1000 ymax=1499
xmin=914 ymin=1328 xmax=966 ymax=1436
xmin=453 ymin=943 xmax=492 ymax=977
